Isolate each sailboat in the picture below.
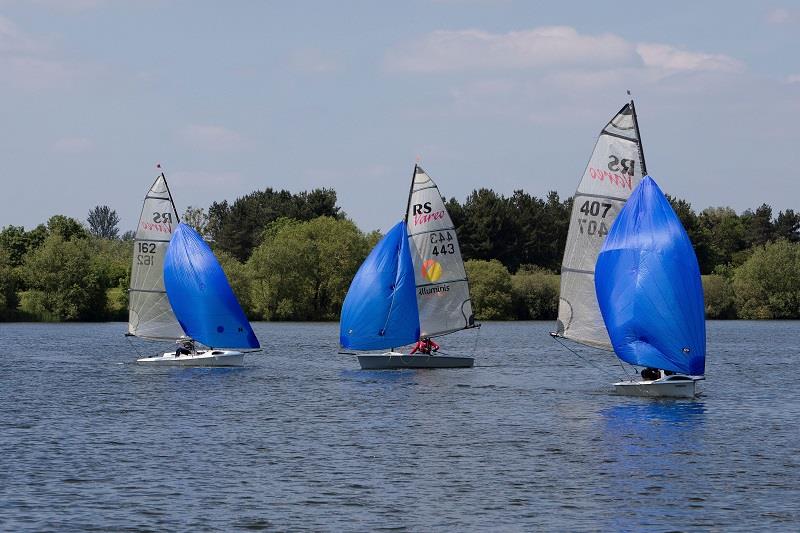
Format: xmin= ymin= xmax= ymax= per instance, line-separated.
xmin=595 ymin=176 xmax=706 ymax=397
xmin=340 ymin=164 xmax=478 ymax=369
xmin=127 ymin=172 xmax=259 ymax=366
xmin=551 ymin=99 xmax=704 ymax=397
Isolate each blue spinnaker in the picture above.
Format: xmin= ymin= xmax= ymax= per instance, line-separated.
xmin=340 ymin=221 xmax=420 ymax=350
xmin=595 ymin=176 xmax=705 ymax=375
xmin=164 ymin=223 xmax=260 ymax=349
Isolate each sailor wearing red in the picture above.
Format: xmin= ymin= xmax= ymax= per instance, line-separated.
xmin=409 ymin=338 xmax=439 ymax=355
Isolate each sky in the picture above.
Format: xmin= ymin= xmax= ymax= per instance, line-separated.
xmin=1 ymin=0 xmax=799 ymax=234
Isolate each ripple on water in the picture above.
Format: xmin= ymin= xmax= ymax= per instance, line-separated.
xmin=0 ymin=321 xmax=798 ymax=531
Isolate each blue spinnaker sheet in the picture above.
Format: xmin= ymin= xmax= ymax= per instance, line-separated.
xmin=340 ymin=221 xmax=420 ymax=350
xmin=164 ymin=223 xmax=260 ymax=349
xmin=595 ymin=176 xmax=705 ymax=375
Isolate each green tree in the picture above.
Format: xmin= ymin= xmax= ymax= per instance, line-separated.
xmin=182 ymin=206 xmax=209 ymax=238
xmin=0 ymin=224 xmax=47 ymax=266
xmin=216 ymin=250 xmax=253 ymax=317
xmin=20 ymin=235 xmax=106 ymax=321
xmin=667 ymin=195 xmax=713 ymax=273
xmin=47 ymin=215 xmax=89 ymax=241
xmin=247 ymin=217 xmax=369 ymax=320
xmin=458 ymin=189 xmax=517 ymax=267
xmin=774 ymin=209 xmax=800 ymax=242
xmin=0 ymin=246 xmax=17 ymax=319
xmin=209 ymin=188 xmax=342 ymax=261
xmin=732 ymin=240 xmax=800 ymax=319
xmin=87 ymin=205 xmax=120 ymax=239
xmin=89 ymin=237 xmax=132 ymax=320
xmin=511 ymin=265 xmax=560 ymax=320
xmin=698 ymin=207 xmax=746 ymax=271
xmin=741 ymin=203 xmax=774 ymax=248
xmin=464 ymin=259 xmax=513 ymax=320
xmin=702 ymin=274 xmax=736 ymax=319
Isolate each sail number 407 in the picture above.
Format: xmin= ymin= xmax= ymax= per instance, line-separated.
xmin=136 ymin=242 xmax=156 ymax=265
xmin=577 ymin=200 xmax=612 ymax=237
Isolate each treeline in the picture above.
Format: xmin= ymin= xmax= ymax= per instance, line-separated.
xmin=1 ymin=186 xmax=799 ymax=322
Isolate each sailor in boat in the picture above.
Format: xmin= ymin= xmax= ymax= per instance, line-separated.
xmin=640 ymin=367 xmax=660 ymax=381
xmin=175 ymin=339 xmax=195 ymax=358
xmin=640 ymin=367 xmax=676 ymax=381
xmin=409 ymin=338 xmax=439 ymax=355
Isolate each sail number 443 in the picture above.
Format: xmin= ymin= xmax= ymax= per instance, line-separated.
xmin=577 ymin=200 xmax=612 ymax=237
xmin=136 ymin=242 xmax=156 ymax=265
xmin=430 ymin=231 xmax=456 ymax=256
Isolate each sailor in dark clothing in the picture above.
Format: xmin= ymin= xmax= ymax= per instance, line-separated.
xmin=641 ymin=367 xmax=660 ymax=381
xmin=176 ymin=339 xmax=194 ymax=357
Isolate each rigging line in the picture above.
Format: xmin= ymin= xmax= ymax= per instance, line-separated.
xmin=470 ymin=323 xmax=481 ymax=359
xmin=550 ymin=335 xmax=620 ymax=380
xmin=617 ymin=360 xmax=634 ymax=380
xmin=125 ymin=334 xmax=145 ymax=359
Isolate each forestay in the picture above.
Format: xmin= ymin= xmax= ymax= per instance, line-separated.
xmin=556 ymin=102 xmax=646 ymax=349
xmin=339 ymin=221 xmax=420 ymax=350
xmin=128 ymin=173 xmax=184 ymax=341
xmin=405 ymin=166 xmax=475 ymax=338
xmin=164 ymin=224 xmax=260 ymax=350
xmin=595 ymin=176 xmax=706 ymax=375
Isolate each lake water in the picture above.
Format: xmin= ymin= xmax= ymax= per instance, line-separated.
xmin=0 ymin=321 xmax=798 ymax=531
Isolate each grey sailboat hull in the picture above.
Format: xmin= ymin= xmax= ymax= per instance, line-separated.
xmin=357 ymin=353 xmax=474 ymax=370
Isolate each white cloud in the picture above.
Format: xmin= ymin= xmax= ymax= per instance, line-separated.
xmin=636 ymin=43 xmax=745 ymax=74
xmin=179 ymin=124 xmax=247 ymax=152
xmin=0 ymin=0 xmax=130 ymax=11
xmin=787 ymin=74 xmax=800 ymax=84
xmin=0 ymin=15 xmax=46 ymax=54
xmin=0 ymin=15 xmax=81 ymax=89
xmin=53 ymin=136 xmax=94 ymax=154
xmin=766 ymin=7 xmax=798 ymax=24
xmin=384 ymin=25 xmax=744 ymax=76
xmin=289 ymin=48 xmax=343 ymax=74
xmin=2 ymin=55 xmax=75 ymax=89
xmin=384 ymin=26 xmax=637 ymax=73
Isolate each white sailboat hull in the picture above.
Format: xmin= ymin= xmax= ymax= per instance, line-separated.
xmin=358 ymin=351 xmax=474 ymax=370
xmin=613 ymin=375 xmax=703 ymax=398
xmin=136 ymin=350 xmax=244 ymax=367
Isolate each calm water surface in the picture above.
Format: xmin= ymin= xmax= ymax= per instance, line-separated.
xmin=1 ymin=321 xmax=798 ymax=531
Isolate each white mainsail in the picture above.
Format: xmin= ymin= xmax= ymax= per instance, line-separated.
xmin=555 ymin=102 xmax=646 ymax=349
xmin=405 ymin=165 xmax=475 ymax=338
xmin=127 ymin=173 xmax=184 ymax=341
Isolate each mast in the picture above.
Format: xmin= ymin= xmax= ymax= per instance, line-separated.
xmin=160 ymin=171 xmax=181 ymax=223
xmin=404 ymin=164 xmax=418 ymax=224
xmin=629 ymin=97 xmax=648 ymax=176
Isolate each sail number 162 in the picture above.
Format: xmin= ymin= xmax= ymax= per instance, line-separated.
xmin=577 ymin=200 xmax=612 ymax=237
xmin=136 ymin=242 xmax=156 ymax=265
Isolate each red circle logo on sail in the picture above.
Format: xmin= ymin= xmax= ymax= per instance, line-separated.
xmin=421 ymin=259 xmax=443 ymax=282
